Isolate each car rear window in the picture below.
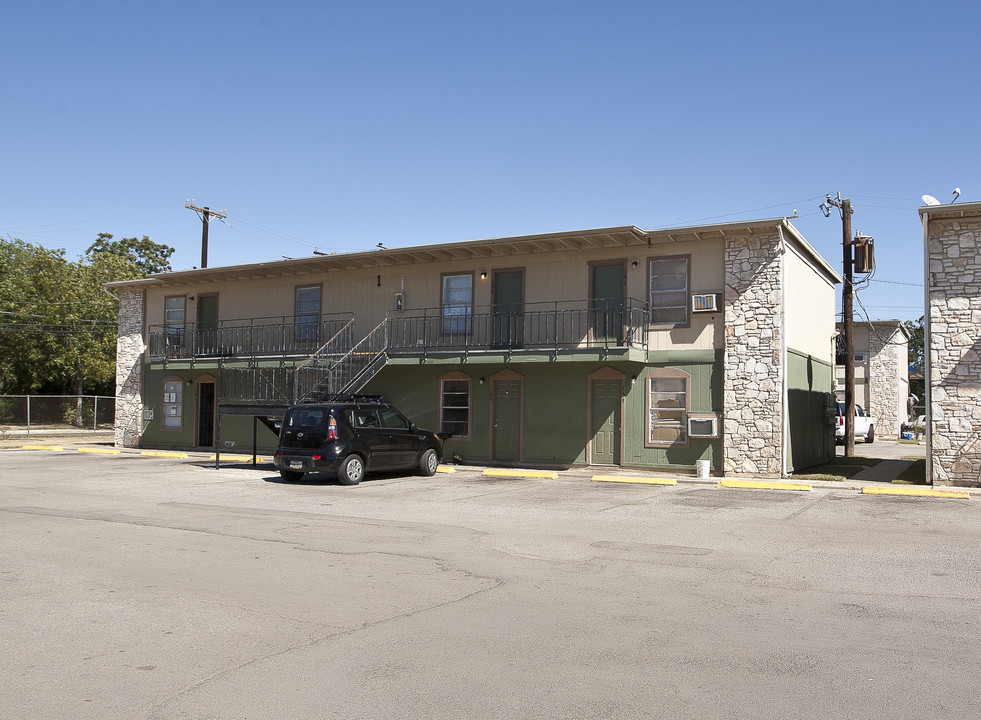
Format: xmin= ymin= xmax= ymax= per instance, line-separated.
xmin=284 ymin=408 xmax=327 ymax=430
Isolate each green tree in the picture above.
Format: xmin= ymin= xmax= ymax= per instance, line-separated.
xmin=0 ymin=234 xmax=175 ymax=425
xmin=904 ymin=316 xmax=924 ymax=372
xmin=85 ymin=233 xmax=174 ymax=275
xmin=0 ymin=239 xmax=68 ymax=394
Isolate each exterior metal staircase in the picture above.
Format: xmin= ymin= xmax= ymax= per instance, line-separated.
xmin=218 ymin=319 xmax=390 ymax=410
xmin=292 ymin=320 xmax=389 ymax=402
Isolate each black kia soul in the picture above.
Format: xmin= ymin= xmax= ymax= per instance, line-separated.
xmin=273 ymin=395 xmax=442 ymax=485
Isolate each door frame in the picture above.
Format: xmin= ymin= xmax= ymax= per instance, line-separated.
xmin=195 ymin=293 xmax=219 ymax=355
xmin=491 ymin=267 xmax=525 ymax=348
xmin=489 ymin=369 xmax=524 ymax=463
xmin=586 ymin=367 xmax=625 ymax=466
xmin=588 ymin=260 xmax=627 ymax=344
xmin=195 ymin=374 xmax=217 ymax=448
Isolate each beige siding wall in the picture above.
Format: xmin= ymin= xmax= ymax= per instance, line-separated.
xmin=145 ymin=239 xmax=728 ymax=351
xmin=647 ymin=239 xmax=725 ymax=352
xmin=784 ymin=241 xmax=837 ymax=361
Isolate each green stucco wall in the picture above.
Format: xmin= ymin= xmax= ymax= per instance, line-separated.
xmin=786 ymin=349 xmax=835 ymax=472
xmin=368 ymin=351 xmax=723 ymax=471
xmin=142 ymin=351 xmax=725 ymax=472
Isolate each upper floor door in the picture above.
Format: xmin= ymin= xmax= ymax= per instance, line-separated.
xmin=492 ymin=269 xmax=524 ymax=349
xmin=590 ymin=262 xmax=625 ymax=344
xmin=196 ymin=294 xmax=218 ymax=355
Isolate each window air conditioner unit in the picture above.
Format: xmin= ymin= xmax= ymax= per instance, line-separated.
xmin=691 ymin=293 xmax=718 ymax=313
xmin=688 ymin=416 xmax=719 ymax=438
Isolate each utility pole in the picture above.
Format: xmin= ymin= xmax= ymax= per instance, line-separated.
xmin=822 ymin=193 xmax=855 ymax=456
xmin=185 ymin=200 xmax=227 ymax=269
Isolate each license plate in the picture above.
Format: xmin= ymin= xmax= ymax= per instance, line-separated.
xmin=289 ymin=460 xmax=304 ymax=470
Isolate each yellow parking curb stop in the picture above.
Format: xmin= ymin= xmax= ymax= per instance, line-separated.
xmin=436 ymin=465 xmax=456 ymax=473
xmin=78 ymin=447 xmax=121 ymax=455
xmin=592 ymin=475 xmax=677 ymax=486
xmin=483 ymin=468 xmax=559 ymax=479
xmin=141 ymin=451 xmax=189 ymax=459
xmin=862 ymin=486 xmax=969 ymax=499
xmin=717 ymin=479 xmax=812 ymax=492
xmin=22 ymin=445 xmax=63 ymax=451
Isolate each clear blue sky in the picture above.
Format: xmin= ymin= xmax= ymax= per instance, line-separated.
xmin=4 ymin=1 xmax=979 ymax=323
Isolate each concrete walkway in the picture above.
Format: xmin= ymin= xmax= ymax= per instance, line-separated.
xmin=848 ymin=458 xmax=915 ymax=483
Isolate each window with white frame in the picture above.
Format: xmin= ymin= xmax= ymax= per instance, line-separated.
xmin=647 ymin=371 xmax=688 ymax=445
xmin=164 ymin=296 xmax=186 ymax=345
xmin=441 ymin=273 xmax=473 ymax=334
xmin=648 ymin=256 xmax=689 ymax=325
xmin=439 ymin=374 xmax=471 ymax=439
xmin=162 ymin=379 xmax=183 ymax=430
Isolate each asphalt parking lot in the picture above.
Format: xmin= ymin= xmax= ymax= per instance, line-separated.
xmin=2 ymin=445 xmax=977 ymax=720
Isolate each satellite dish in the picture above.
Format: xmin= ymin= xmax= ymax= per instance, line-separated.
xmin=921 ymin=194 xmax=941 ymax=206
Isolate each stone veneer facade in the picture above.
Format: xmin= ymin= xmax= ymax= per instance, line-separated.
xmin=868 ymin=323 xmax=907 ymax=437
xmin=114 ymin=287 xmax=145 ymax=448
xmin=723 ymin=232 xmax=784 ymax=477
xmin=925 ymin=204 xmax=981 ymax=486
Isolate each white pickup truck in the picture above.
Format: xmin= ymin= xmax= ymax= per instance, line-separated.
xmin=836 ymin=401 xmax=874 ymax=443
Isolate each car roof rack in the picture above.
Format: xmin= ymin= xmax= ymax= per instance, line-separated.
xmin=300 ymin=393 xmax=387 ymax=405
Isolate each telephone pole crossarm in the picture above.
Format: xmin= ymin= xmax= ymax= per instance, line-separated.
xmin=185 ymin=200 xmax=227 ymax=269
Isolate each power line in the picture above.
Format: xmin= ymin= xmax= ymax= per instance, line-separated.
xmin=873 ymin=279 xmax=922 ymax=287
xmin=1 ymin=202 xmax=179 ymax=232
xmin=651 ymin=195 xmax=826 ymax=229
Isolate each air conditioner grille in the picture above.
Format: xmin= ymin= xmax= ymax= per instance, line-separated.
xmin=692 ymin=293 xmax=718 ymax=312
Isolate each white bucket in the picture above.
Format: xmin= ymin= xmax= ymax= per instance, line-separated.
xmin=696 ymin=459 xmax=710 ymax=479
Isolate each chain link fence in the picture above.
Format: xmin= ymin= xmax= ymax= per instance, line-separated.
xmin=0 ymin=395 xmax=115 ymax=436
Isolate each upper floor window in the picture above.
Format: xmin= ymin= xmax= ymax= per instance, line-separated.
xmin=164 ymin=296 xmax=186 ymax=342
xmin=442 ymin=273 xmax=473 ymax=334
xmin=646 ymin=369 xmax=689 ymax=446
xmin=295 ymin=285 xmax=321 ymax=342
xmin=835 ymin=350 xmax=868 ymax=366
xmin=648 ymin=256 xmax=689 ymax=326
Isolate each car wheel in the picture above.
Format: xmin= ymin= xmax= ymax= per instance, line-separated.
xmin=338 ymin=454 xmax=364 ymax=485
xmin=866 ymin=425 xmax=875 ymax=443
xmin=419 ymin=448 xmax=439 ymax=476
xmin=279 ymin=469 xmax=304 ymax=482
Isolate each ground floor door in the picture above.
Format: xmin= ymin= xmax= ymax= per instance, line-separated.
xmin=492 ymin=379 xmax=522 ymax=462
xmin=197 ymin=382 xmax=216 ymax=448
xmin=590 ymin=378 xmax=621 ymax=465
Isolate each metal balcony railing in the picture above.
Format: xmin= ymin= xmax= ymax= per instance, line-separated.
xmin=148 ymin=313 xmax=354 ymax=360
xmin=386 ymin=298 xmax=649 ymax=353
xmin=209 ymin=300 xmax=649 ymax=408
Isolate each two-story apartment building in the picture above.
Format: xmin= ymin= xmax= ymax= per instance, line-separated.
xmin=108 ymin=219 xmax=840 ymax=477
xmin=835 ymin=320 xmax=910 ymax=437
